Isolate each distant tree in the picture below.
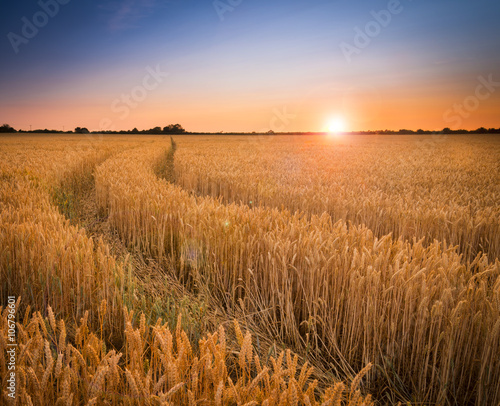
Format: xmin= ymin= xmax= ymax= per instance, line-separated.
xmin=163 ymin=124 xmax=186 ymax=134
xmin=173 ymin=124 xmax=185 ymax=133
xmin=74 ymin=127 xmax=90 ymax=134
xmin=131 ymin=127 xmax=139 ymax=134
xmin=398 ymin=129 xmax=413 ymax=135
xmin=0 ymin=123 xmax=16 ymax=133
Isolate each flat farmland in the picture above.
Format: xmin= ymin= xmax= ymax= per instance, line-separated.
xmin=1 ymin=133 xmax=499 ymax=405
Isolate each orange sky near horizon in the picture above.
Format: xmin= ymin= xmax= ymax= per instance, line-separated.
xmin=3 ymin=81 xmax=499 ymax=133
xmin=2 ymin=1 xmax=500 ymax=133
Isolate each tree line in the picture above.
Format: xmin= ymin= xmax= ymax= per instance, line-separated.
xmin=2 ymin=123 xmax=500 ymax=135
xmin=0 ymin=124 xmax=187 ymax=134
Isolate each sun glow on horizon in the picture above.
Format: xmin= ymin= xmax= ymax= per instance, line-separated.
xmin=326 ymin=116 xmax=348 ymax=134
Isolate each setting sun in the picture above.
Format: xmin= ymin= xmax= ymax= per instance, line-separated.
xmin=327 ymin=117 xmax=347 ymax=134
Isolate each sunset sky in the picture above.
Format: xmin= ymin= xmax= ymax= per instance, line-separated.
xmin=1 ymin=0 xmax=499 ymax=132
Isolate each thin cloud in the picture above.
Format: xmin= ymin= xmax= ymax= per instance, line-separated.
xmin=99 ymin=0 xmax=161 ymax=32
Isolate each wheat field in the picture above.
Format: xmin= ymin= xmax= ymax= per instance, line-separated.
xmin=1 ymin=133 xmax=499 ymax=405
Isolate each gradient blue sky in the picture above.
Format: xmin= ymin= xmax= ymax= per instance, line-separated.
xmin=1 ymin=0 xmax=499 ymax=132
